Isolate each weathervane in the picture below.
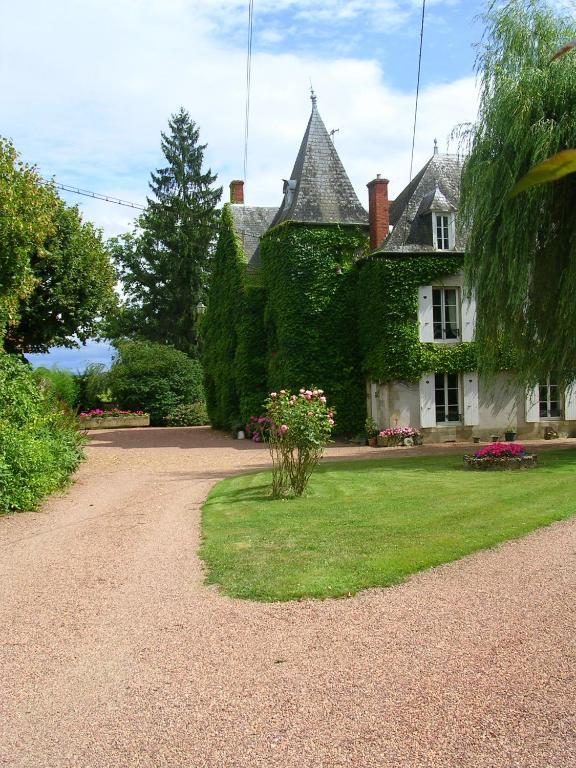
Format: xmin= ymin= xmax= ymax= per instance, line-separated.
xmin=309 ymin=79 xmax=317 ymax=106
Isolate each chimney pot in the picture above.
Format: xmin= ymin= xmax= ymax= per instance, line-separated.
xmin=230 ymin=179 xmax=245 ymax=204
xmin=367 ymin=176 xmax=390 ymax=251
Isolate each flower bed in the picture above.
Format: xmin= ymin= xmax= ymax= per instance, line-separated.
xmin=78 ymin=408 xmax=149 ymax=430
xmin=464 ymin=442 xmax=538 ymax=470
xmin=378 ymin=426 xmax=422 ymax=447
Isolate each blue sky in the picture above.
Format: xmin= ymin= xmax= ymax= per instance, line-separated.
xmin=2 ymin=0 xmax=487 ymax=370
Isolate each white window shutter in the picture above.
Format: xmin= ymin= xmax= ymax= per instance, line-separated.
xmin=419 ymin=373 xmax=436 ymax=428
xmin=565 ymin=382 xmax=576 ymax=421
xmin=461 ymin=291 xmax=476 ymax=342
xmin=525 ymin=384 xmax=540 ymax=423
xmin=418 ymin=285 xmax=433 ymax=342
xmin=463 ymin=372 xmax=479 ymax=426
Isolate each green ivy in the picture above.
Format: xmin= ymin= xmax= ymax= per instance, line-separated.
xmin=204 ymin=212 xmax=487 ymax=436
xmin=261 ymin=222 xmax=368 ymax=433
xmin=357 ymin=254 xmax=477 ymax=381
xmin=202 ymin=205 xmax=245 ymax=429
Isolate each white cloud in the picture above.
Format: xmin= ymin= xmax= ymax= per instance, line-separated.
xmin=0 ymin=0 xmax=478 ymax=237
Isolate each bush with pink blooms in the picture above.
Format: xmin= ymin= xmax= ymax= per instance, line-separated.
xmin=79 ymin=408 xmax=146 ymax=418
xmin=379 ymin=426 xmax=421 ymax=446
xmin=464 ymin=442 xmax=537 ymax=470
xmin=245 ymin=415 xmax=273 ymax=443
xmin=265 ymin=388 xmax=334 ymax=497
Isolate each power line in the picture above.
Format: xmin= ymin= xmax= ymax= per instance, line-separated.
xmin=46 ymin=180 xmax=145 ymax=210
xmin=243 ymin=0 xmax=255 ymax=183
xmin=409 ymin=0 xmax=426 ymax=183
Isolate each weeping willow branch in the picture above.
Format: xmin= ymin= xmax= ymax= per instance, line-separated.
xmin=459 ymin=0 xmax=576 ymax=384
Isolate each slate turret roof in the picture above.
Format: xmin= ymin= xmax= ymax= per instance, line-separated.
xmin=269 ymin=94 xmax=368 ymax=228
xmin=376 ymin=153 xmax=465 ymax=254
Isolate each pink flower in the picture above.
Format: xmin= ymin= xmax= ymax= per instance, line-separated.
xmin=270 ymin=392 xmax=277 ymax=398
xmin=320 ymin=396 xmax=327 ymax=404
xmin=279 ymin=424 xmax=288 ymax=434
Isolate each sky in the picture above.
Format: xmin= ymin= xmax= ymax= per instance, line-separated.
xmin=1 ymin=0 xmax=489 ymax=370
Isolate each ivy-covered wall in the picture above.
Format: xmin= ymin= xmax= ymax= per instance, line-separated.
xmin=356 ymin=254 xmax=477 ymax=382
xmin=260 ymin=222 xmax=368 ymax=433
xmin=202 ymin=205 xmax=245 ymax=429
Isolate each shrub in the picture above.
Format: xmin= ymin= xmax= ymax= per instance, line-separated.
xmin=379 ymin=426 xmax=421 ymax=446
xmin=79 ymin=408 xmax=145 ymax=418
xmin=108 ymin=340 xmax=204 ymax=426
xmin=33 ymin=366 xmax=79 ymax=409
xmin=0 ymin=355 xmax=85 ymax=513
xmin=265 ymin=388 xmax=334 ymax=498
xmin=165 ymin=402 xmax=209 ymax=427
xmin=245 ymin=415 xmax=273 ymax=442
xmin=464 ymin=442 xmax=537 ymax=471
xmin=77 ymin=362 xmax=111 ymax=411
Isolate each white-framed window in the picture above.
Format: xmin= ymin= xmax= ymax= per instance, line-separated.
xmin=433 ymin=212 xmax=454 ymax=250
xmin=435 ymin=373 xmax=461 ymax=424
xmin=433 ymin=287 xmax=460 ymax=341
xmin=539 ymin=375 xmax=562 ymax=419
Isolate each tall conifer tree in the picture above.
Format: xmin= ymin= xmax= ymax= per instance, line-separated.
xmin=112 ymin=109 xmax=222 ymax=357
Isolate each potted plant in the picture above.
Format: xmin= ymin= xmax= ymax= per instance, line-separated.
xmin=365 ymin=416 xmax=379 ymax=447
xmin=504 ymin=422 xmax=517 ymax=442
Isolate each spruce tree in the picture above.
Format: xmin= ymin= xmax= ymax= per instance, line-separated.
xmin=112 ymin=108 xmax=222 ymax=357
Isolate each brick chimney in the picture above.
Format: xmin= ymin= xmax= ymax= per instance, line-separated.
xmin=229 ymin=180 xmax=244 ymax=204
xmin=367 ymin=174 xmax=390 ymax=251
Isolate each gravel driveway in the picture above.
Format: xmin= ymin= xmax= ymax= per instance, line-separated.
xmin=1 ymin=427 xmax=575 ymax=767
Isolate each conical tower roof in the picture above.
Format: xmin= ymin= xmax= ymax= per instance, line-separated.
xmin=270 ymin=94 xmax=368 ymax=227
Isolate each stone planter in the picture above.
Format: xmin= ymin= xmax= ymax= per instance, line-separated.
xmin=463 ymin=454 xmax=538 ymax=471
xmin=79 ymin=414 xmax=150 ymax=430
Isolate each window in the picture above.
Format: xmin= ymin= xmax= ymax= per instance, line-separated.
xmin=435 ymin=214 xmax=450 ymax=250
xmin=433 ymin=287 xmax=460 ymax=340
xmin=539 ymin=375 xmax=562 ymax=419
xmin=435 ymin=373 xmax=461 ymax=424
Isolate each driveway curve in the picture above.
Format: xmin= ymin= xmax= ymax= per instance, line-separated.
xmin=1 ymin=427 xmax=575 ymax=768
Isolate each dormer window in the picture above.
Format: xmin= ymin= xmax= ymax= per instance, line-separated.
xmin=433 ymin=212 xmax=454 ymax=250
xmin=435 ymin=214 xmax=450 ymax=250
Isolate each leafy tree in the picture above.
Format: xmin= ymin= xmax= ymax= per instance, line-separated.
xmin=460 ymin=0 xmax=576 ymax=382
xmin=111 ymin=108 xmax=222 ymax=357
xmin=108 ymin=339 xmax=205 ymax=425
xmin=4 ymin=199 xmax=117 ymax=353
xmin=0 ymin=139 xmax=58 ymax=338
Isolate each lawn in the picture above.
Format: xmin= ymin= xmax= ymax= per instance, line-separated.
xmin=200 ymin=449 xmax=576 ymax=602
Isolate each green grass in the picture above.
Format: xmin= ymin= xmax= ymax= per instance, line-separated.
xmin=200 ymin=450 xmax=576 ymax=602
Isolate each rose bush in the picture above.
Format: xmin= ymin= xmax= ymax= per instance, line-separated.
xmin=265 ymin=388 xmax=334 ymax=497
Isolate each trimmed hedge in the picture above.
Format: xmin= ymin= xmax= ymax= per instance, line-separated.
xmin=0 ymin=355 xmax=85 ymax=513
